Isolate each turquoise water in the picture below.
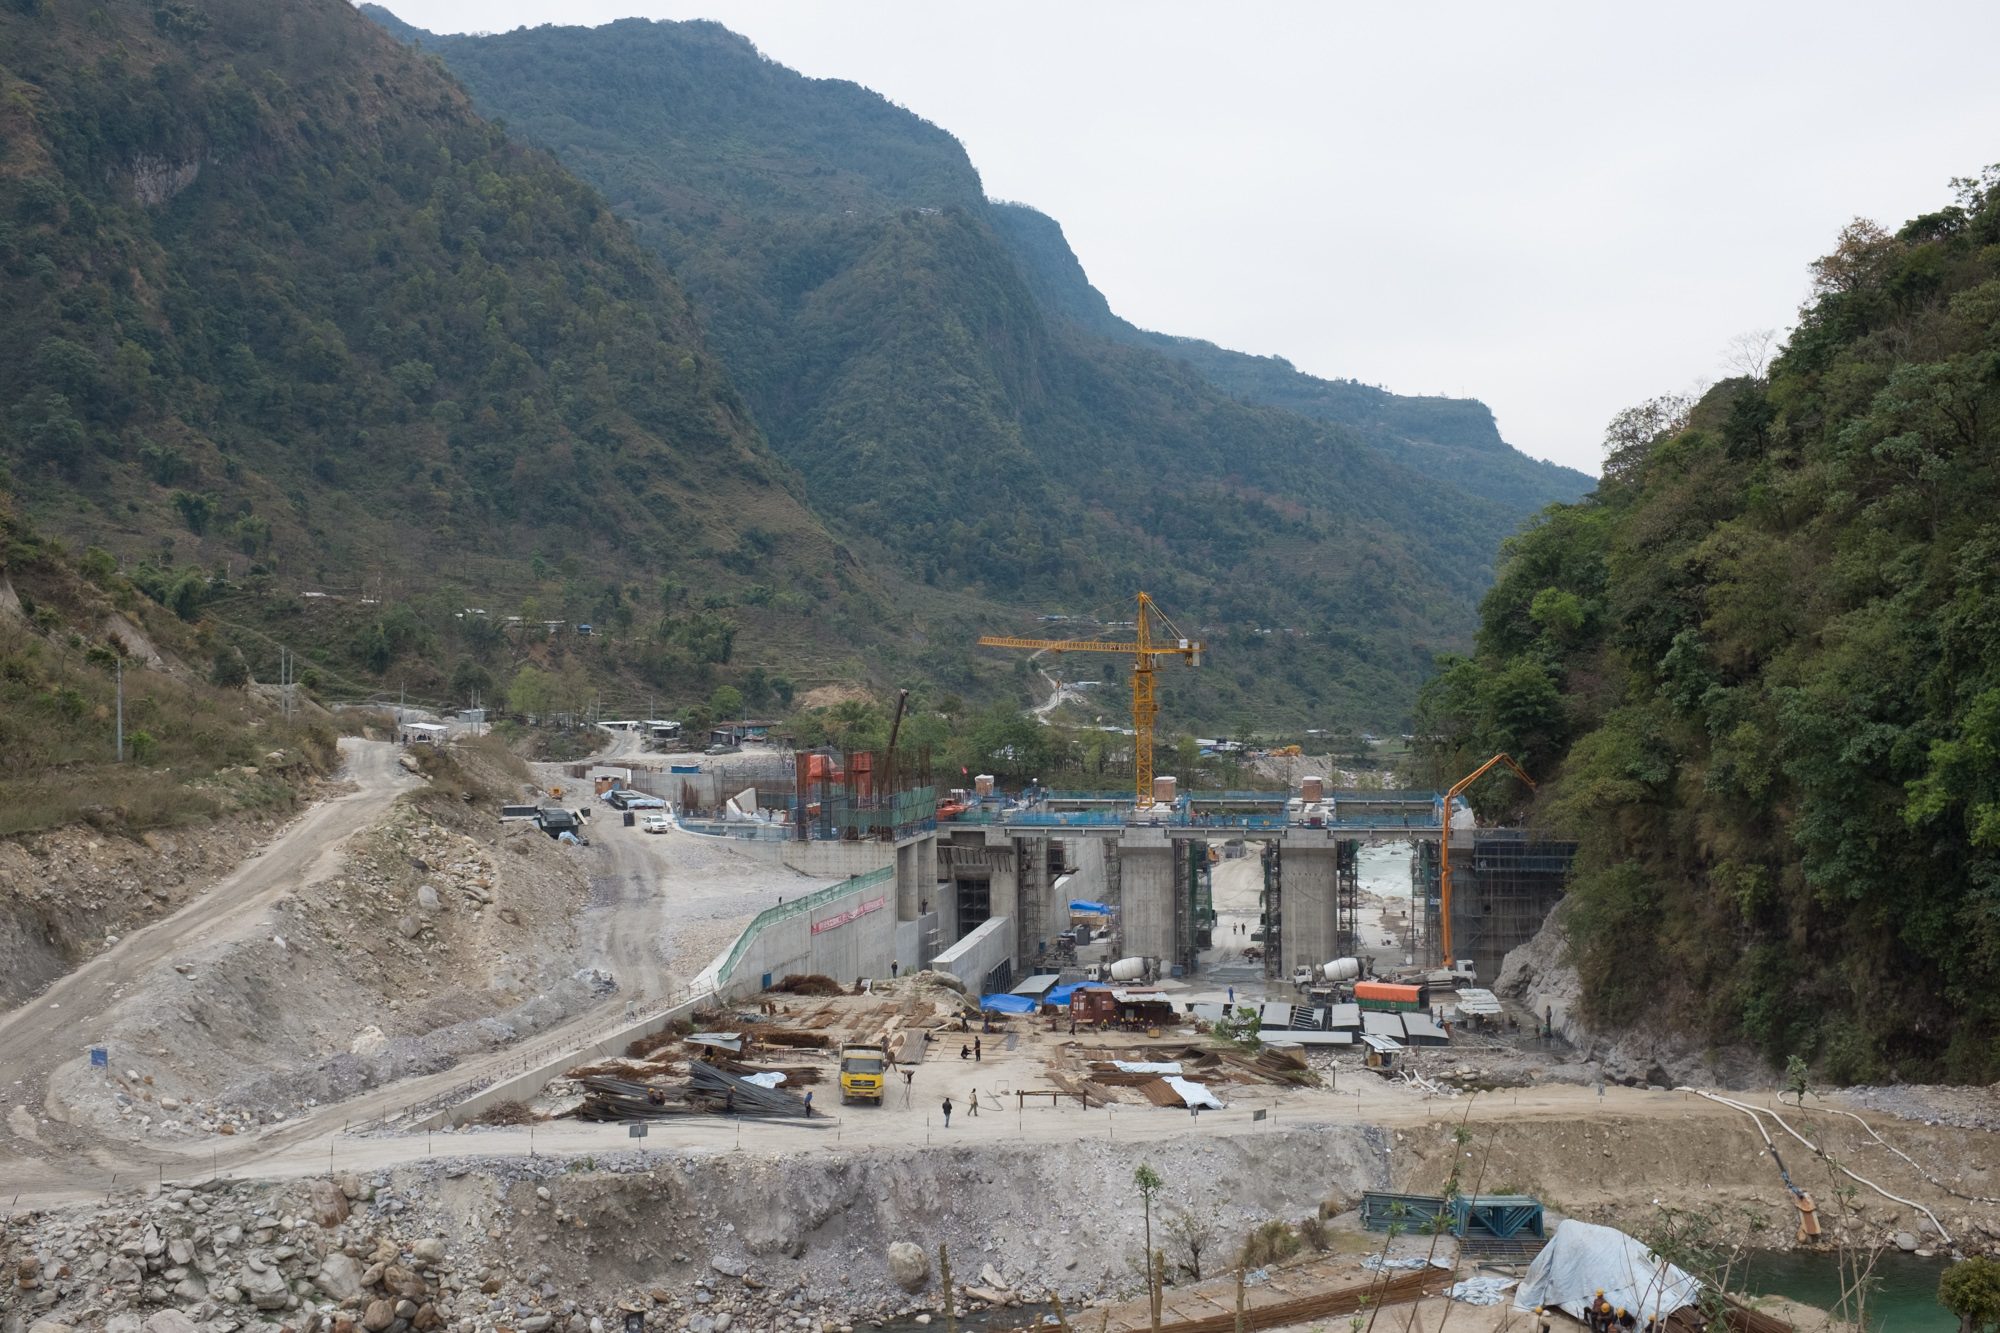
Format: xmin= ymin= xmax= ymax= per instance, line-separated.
xmin=1742 ymin=1249 xmax=1953 ymax=1330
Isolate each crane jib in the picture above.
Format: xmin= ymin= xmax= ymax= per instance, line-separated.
xmin=974 ymin=592 xmax=1204 ymax=807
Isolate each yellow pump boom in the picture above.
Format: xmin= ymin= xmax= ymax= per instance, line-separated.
xmin=1438 ymin=752 xmax=1536 ymax=964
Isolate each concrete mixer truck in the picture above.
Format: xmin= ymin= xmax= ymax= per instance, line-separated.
xmin=1292 ymin=956 xmax=1362 ymax=1002
xmin=1084 ymin=956 xmax=1157 ymax=984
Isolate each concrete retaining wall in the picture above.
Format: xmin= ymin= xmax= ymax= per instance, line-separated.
xmin=699 ymin=866 xmax=899 ymax=1002
xmin=930 ymin=914 xmax=1014 ymax=994
xmin=895 ymin=911 xmax=939 ymax=974
xmin=781 ymin=840 xmax=893 ymax=879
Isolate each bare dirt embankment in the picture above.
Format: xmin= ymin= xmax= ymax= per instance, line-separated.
xmin=1 ymin=1124 xmax=1395 ymax=1331
xmin=0 ymin=775 xmax=350 ymax=1011
xmin=1389 ymin=1100 xmax=2000 ymax=1256
xmin=49 ymin=773 xmax=600 ymax=1149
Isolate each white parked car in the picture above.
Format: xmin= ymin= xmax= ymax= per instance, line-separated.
xmin=641 ymin=812 xmax=670 ymax=834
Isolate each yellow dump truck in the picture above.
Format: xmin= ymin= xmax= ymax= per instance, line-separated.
xmin=839 ymin=1045 xmax=887 ymax=1104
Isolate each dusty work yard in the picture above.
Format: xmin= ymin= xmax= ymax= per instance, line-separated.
xmin=5 ymin=733 xmax=1999 ymax=1333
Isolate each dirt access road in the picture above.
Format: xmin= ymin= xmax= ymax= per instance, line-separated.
xmin=2 ymin=1074 xmax=1872 ymax=1211
xmin=546 ymin=732 xmax=830 ymax=1003
xmin=0 ymin=730 xmax=835 ymax=1206
xmin=0 ymin=741 xmax=416 ymax=1174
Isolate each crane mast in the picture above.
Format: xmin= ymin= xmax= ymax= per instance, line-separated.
xmin=977 ymin=592 xmax=1203 ymax=805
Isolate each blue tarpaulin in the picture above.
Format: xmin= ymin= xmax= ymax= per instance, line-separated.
xmin=979 ymin=993 xmax=1038 ymax=1014
xmin=1069 ymin=900 xmax=1114 ymax=915
xmin=1043 ymin=983 xmax=1086 ymax=1008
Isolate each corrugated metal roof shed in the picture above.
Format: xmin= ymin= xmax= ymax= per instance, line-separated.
xmin=1361 ymin=1032 xmax=1405 ymax=1053
xmin=1258 ymin=1029 xmax=1355 ymax=1045
xmin=1362 ymin=1011 xmax=1406 ymax=1039
xmin=1011 ymin=974 xmax=1061 ymax=997
xmin=1327 ymin=1002 xmax=1362 ymax=1029
xmin=1402 ymin=1013 xmax=1450 ymax=1044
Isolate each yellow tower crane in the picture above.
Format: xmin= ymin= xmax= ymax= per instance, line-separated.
xmin=977 ymin=592 xmax=1204 ymax=806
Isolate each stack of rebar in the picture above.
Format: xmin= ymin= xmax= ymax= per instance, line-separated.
xmin=572 ymin=1075 xmax=694 ymax=1121
xmin=569 ymin=1061 xmax=815 ymax=1121
xmin=685 ymin=1060 xmax=813 ymax=1117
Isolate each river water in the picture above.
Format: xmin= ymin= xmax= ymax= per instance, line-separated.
xmin=1741 ymin=1248 xmax=1953 ymax=1329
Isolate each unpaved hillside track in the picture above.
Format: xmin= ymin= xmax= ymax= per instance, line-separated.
xmin=0 ymin=742 xmax=415 ymax=1178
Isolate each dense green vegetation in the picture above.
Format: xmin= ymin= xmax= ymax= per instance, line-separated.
xmin=0 ymin=480 xmax=338 ymax=836
xmin=0 ymin=0 xmax=871 ymax=710
xmin=1413 ymin=174 xmax=2000 ymax=1080
xmin=366 ymin=12 xmax=1586 ymax=727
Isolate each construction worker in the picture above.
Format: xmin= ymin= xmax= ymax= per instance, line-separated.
xmin=941 ymin=1095 xmax=953 ymax=1127
xmin=1533 ymin=1307 xmax=1551 ymax=1333
xmin=974 ymin=1036 xmax=982 ymax=1062
xmin=966 ymin=1087 xmax=979 ymax=1117
xmin=960 ymin=1042 xmax=971 ymax=1060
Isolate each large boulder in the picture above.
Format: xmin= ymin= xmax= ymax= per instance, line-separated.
xmin=310 ymin=1178 xmax=351 ymax=1228
xmin=142 ymin=1314 xmax=199 ymax=1333
xmin=242 ymin=1262 xmax=290 ymax=1310
xmin=314 ymin=1251 xmax=367 ymax=1303
xmin=411 ymin=1237 xmax=447 ymax=1265
xmin=886 ymin=1242 xmax=929 ymax=1293
xmin=362 ymin=1299 xmax=397 ymax=1333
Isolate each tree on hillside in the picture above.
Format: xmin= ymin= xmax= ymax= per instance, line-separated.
xmin=209 ymin=646 xmax=249 ymax=689
xmin=507 ymin=665 xmax=554 ymax=720
xmin=449 ymin=659 xmax=493 ymax=707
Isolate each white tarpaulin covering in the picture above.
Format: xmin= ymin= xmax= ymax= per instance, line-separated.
xmin=1447 ymin=1276 xmax=1516 ymax=1306
xmin=1513 ymin=1220 xmax=1702 ymax=1322
xmin=742 ymin=1071 xmax=787 ymax=1088
xmin=1113 ymin=1061 xmax=1183 ymax=1074
xmin=1162 ymin=1077 xmax=1226 ymax=1109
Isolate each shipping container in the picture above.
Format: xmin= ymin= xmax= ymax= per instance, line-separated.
xmin=1354 ymin=980 xmax=1429 ymax=1012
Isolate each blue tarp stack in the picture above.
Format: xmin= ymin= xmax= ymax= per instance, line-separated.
xmin=1068 ymin=900 xmax=1114 ymax=915
xmin=979 ymin=993 xmax=1038 ymax=1014
xmin=1042 ymin=983 xmax=1087 ymax=1008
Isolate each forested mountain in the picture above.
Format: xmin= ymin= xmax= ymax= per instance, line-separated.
xmin=365 ymin=12 xmax=1586 ymax=726
xmin=0 ymin=0 xmax=867 ymax=703
xmin=1415 ymin=174 xmax=2000 ymax=1080
xmin=984 ymin=203 xmax=1592 ymax=515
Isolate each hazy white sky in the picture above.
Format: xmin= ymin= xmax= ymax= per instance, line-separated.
xmin=377 ymin=1 xmax=2000 ymax=474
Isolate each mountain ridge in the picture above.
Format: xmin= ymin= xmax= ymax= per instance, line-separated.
xmin=0 ymin=0 xmax=898 ymax=711
xmin=364 ymin=9 xmax=1590 ymax=725
xmin=983 ymin=200 xmax=1590 ymax=512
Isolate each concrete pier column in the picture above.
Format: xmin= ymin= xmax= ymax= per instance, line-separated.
xmin=1279 ymin=841 xmax=1339 ymax=975
xmin=1119 ymin=839 xmax=1175 ymax=964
